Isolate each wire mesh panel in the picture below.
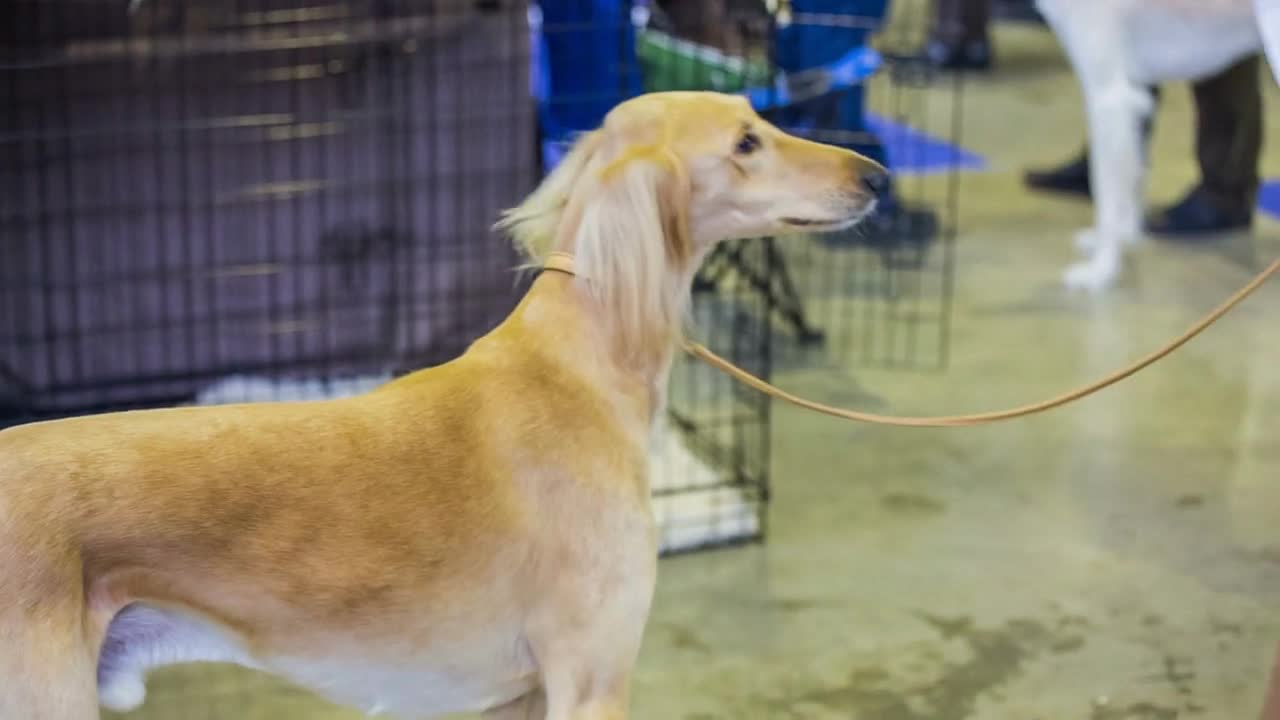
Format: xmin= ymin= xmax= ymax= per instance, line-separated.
xmin=661 ymin=237 xmax=772 ymax=552
xmin=776 ymin=39 xmax=963 ymax=372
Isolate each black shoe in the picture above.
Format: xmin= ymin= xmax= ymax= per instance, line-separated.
xmin=922 ymin=38 xmax=992 ymax=71
xmin=1147 ymin=186 xmax=1252 ymax=239
xmin=1024 ymin=152 xmax=1091 ymax=199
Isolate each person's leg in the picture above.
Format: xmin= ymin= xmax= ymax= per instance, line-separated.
xmin=1148 ymin=54 xmax=1261 ymax=237
xmin=1196 ymin=55 xmax=1262 ymax=212
xmin=925 ymin=0 xmax=993 ymax=69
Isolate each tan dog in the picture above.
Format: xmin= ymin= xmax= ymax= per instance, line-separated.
xmin=0 ymin=91 xmax=883 ymax=720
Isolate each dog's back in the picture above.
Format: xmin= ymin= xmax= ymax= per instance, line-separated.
xmin=1037 ymin=0 xmax=1261 ymax=83
xmin=0 ymin=367 xmax=529 ymax=718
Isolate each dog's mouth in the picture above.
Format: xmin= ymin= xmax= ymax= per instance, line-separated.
xmin=780 ymin=200 xmax=876 ymax=231
xmin=780 ymin=214 xmax=864 ymax=231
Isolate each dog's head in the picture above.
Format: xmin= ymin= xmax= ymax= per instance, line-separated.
xmin=499 ymin=91 xmax=885 ymax=360
xmin=504 ymin=91 xmax=885 ymax=257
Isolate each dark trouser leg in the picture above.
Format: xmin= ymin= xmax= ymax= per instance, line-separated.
xmin=1193 ymin=55 xmax=1262 ymax=215
xmin=926 ymin=0 xmax=992 ymax=69
xmin=931 ymin=0 xmax=991 ymax=43
xmin=1148 ymin=55 xmax=1260 ymax=237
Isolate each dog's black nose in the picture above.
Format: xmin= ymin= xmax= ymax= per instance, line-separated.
xmin=862 ymin=169 xmax=890 ymax=198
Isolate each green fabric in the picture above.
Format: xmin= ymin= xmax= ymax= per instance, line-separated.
xmin=636 ymin=29 xmax=771 ymax=93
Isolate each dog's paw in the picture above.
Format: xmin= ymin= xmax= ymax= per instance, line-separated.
xmin=1073 ymin=228 xmax=1100 ymax=253
xmin=1062 ymin=259 xmax=1119 ymax=292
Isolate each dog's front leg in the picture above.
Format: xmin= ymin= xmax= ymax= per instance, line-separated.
xmin=1065 ymin=78 xmax=1154 ymax=291
xmin=535 ymin=605 xmax=645 ymax=720
xmin=525 ymin=533 xmax=655 ymax=720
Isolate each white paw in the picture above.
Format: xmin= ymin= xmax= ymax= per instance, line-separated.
xmin=99 ymin=672 xmax=147 ymax=712
xmin=1062 ymin=259 xmax=1119 ymax=292
xmin=1073 ymin=228 xmax=1100 ymax=253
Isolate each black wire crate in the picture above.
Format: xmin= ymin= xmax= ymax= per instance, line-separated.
xmin=1 ymin=0 xmax=538 ymax=419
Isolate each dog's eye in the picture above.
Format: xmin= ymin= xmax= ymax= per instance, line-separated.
xmin=734 ymin=132 xmax=761 ymax=155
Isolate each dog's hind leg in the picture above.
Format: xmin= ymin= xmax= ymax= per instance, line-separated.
xmin=1065 ymin=76 xmax=1154 ymax=291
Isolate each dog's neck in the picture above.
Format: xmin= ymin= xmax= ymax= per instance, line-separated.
xmin=504 ymin=254 xmax=687 ymax=424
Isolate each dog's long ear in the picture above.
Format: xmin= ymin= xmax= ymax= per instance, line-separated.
xmin=497 ymin=130 xmax=605 ymax=263
xmin=568 ymin=143 xmax=693 ymax=363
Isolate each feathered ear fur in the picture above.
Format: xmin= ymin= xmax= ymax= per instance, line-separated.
xmin=496 ymin=130 xmax=605 ymax=264
xmin=497 ymin=129 xmax=693 ymax=366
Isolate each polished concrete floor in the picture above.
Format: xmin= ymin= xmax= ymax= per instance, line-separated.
xmin=108 ymin=14 xmax=1280 ymax=720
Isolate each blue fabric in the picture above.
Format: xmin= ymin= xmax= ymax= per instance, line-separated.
xmin=1258 ymin=180 xmax=1280 ymax=221
xmin=742 ymin=45 xmax=881 ymax=111
xmin=533 ymin=0 xmax=643 ymax=142
xmin=533 ymin=0 xmax=893 ymax=180
xmin=771 ymin=0 xmax=890 ymax=167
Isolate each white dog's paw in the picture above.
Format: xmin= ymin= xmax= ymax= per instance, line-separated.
xmin=1063 ymin=258 xmax=1119 ymax=292
xmin=1073 ymin=228 xmax=1100 ymax=253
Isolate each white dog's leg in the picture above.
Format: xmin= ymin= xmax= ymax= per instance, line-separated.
xmin=1064 ymin=78 xmax=1153 ymax=291
xmin=1037 ymin=0 xmax=1154 ymax=291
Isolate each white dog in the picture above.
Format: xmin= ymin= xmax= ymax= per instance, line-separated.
xmin=1035 ymin=0 xmax=1273 ymax=291
xmin=1260 ymin=0 xmax=1280 ymax=83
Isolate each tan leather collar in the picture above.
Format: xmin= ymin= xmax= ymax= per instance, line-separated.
xmin=541 ymin=251 xmax=578 ymax=277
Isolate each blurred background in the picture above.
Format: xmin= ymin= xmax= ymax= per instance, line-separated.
xmin=1 ymin=0 xmax=1278 ymax=718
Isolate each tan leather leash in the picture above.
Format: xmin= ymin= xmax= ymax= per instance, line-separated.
xmin=545 ymin=252 xmax=1279 ymax=428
